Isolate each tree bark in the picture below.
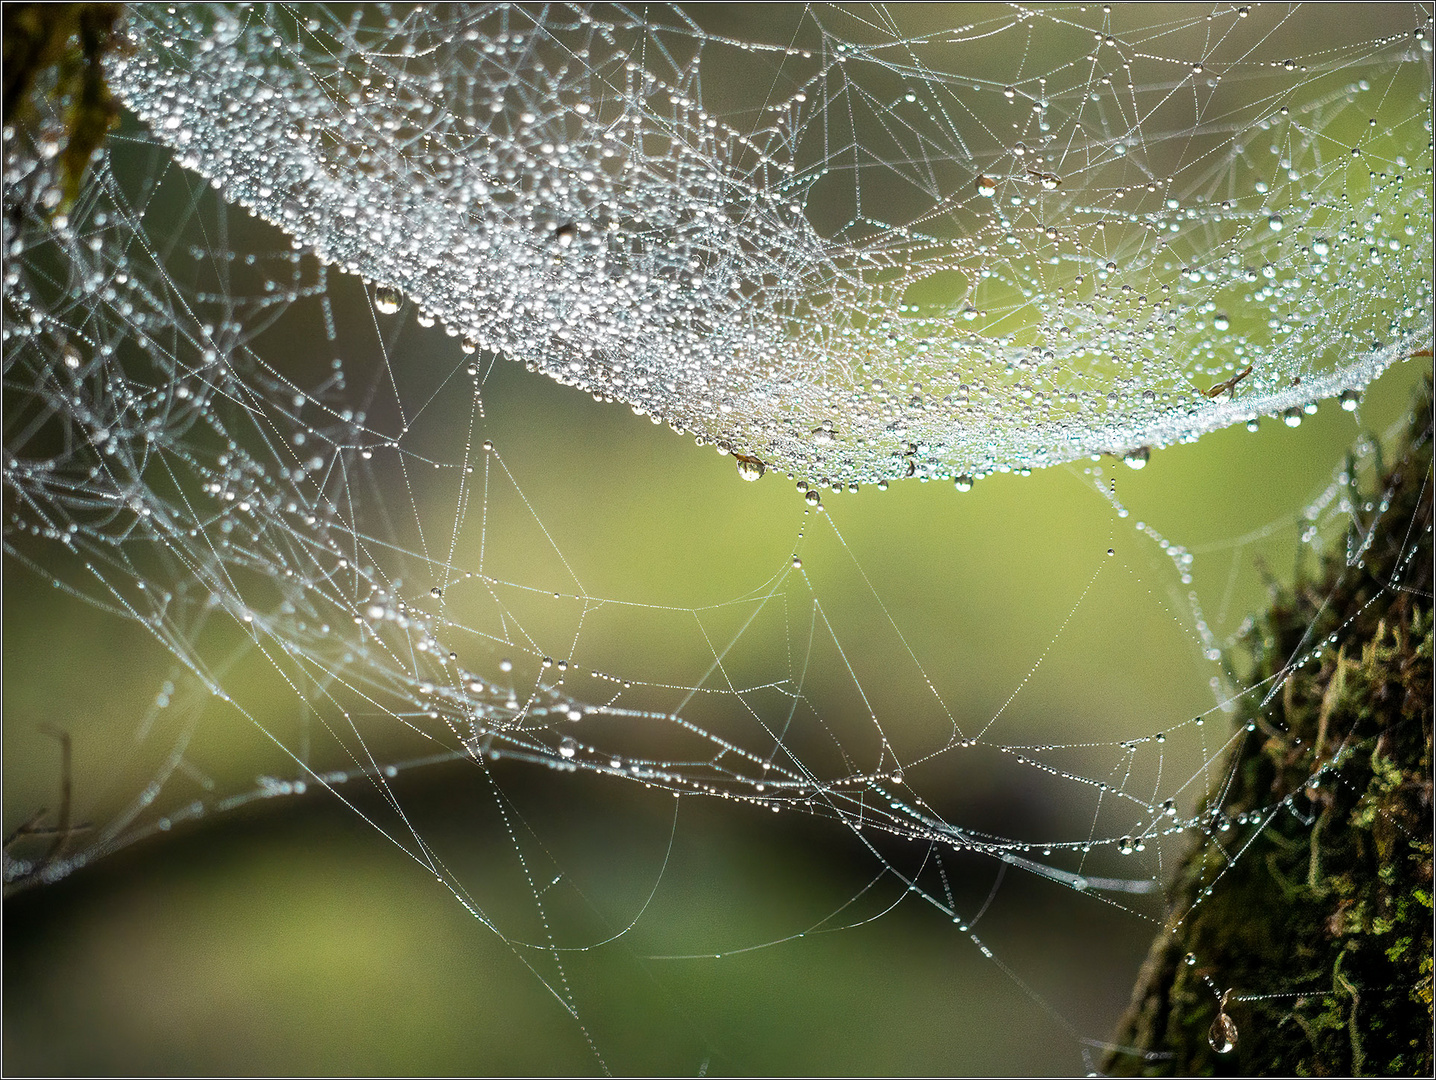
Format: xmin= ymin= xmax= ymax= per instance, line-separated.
xmin=1105 ymin=377 xmax=1433 ymax=1076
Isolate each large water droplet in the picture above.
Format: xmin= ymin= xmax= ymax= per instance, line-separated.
xmin=1282 ymin=407 xmax=1303 ymax=427
xmin=1123 ymin=447 xmax=1150 ymax=470
xmin=1267 ymin=214 xmax=1284 ymax=232
xmin=1117 ymin=836 xmax=1135 ymax=855
xmin=975 ymin=175 xmax=998 ymax=198
xmin=1212 ymin=312 xmax=1230 ymax=331
xmin=374 ymin=284 xmax=402 ymax=314
xmin=1208 ymin=994 xmax=1238 ymax=1054
xmin=954 ymin=474 xmax=974 ymax=492
xmin=1339 ymin=388 xmax=1361 ymax=411
xmin=734 ymin=454 xmax=765 ymax=481
xmin=559 ymin=736 xmax=577 ymax=759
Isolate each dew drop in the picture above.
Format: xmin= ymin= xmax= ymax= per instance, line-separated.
xmin=1212 ymin=312 xmax=1230 ymax=331
xmin=374 ymin=284 xmax=402 ymax=314
xmin=1246 ymin=417 xmax=1260 ymax=433
xmin=1208 ymin=995 xmax=1238 ymax=1054
xmin=954 ymin=474 xmax=974 ymax=492
xmin=1281 ymin=407 xmax=1303 ymax=427
xmin=975 ymin=175 xmax=998 ymax=198
xmin=553 ymin=222 xmax=577 ymax=247
xmin=430 ymin=586 xmax=442 ymax=599
xmin=1267 ymin=214 xmax=1284 ymax=232
xmin=804 ymin=489 xmax=821 ymax=506
xmin=1118 ymin=836 xmax=1135 ymax=855
xmin=1123 ymin=447 xmax=1150 ymax=470
xmin=1339 ymin=389 xmax=1361 ymax=411
xmin=559 ymin=736 xmax=577 ymax=759
xmin=734 ymin=454 xmax=765 ymax=481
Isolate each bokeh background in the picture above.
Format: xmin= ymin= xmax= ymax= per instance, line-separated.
xmin=4 ymin=3 xmax=1431 ymax=1075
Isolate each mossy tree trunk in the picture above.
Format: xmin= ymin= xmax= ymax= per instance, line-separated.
xmin=1105 ymin=378 xmax=1433 ymax=1077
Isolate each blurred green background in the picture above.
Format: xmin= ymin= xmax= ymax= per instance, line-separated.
xmin=4 ymin=338 xmax=1427 ymax=1074
xmin=4 ymin=3 xmax=1431 ymax=1075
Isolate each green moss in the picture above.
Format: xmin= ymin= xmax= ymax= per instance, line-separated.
xmin=1105 ymin=377 xmax=1433 ymax=1077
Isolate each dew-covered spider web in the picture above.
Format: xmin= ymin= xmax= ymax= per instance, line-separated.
xmin=3 ymin=3 xmax=1432 ymax=1074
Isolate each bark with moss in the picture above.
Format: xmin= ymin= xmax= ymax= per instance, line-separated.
xmin=1105 ymin=376 xmax=1433 ymax=1077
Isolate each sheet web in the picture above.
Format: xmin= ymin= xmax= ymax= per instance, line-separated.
xmin=2 ymin=2 xmax=1431 ymax=1073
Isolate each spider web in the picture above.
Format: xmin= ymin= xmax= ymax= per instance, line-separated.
xmin=3 ymin=3 xmax=1432 ymax=1074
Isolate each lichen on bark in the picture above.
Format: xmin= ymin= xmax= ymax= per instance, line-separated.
xmin=1105 ymin=376 xmax=1433 ymax=1077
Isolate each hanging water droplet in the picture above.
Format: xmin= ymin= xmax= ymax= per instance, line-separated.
xmin=461 ymin=336 xmax=478 ymax=354
xmin=1267 ymin=214 xmax=1284 ymax=232
xmin=804 ymin=490 xmax=821 ymax=506
xmin=1208 ymin=996 xmax=1238 ymax=1054
xmin=1246 ymin=417 xmax=1260 ymax=432
xmin=374 ymin=284 xmax=402 ymax=314
xmin=1003 ymin=86 xmax=1016 ymax=99
xmin=62 ymin=343 xmax=82 ymax=369
xmin=810 ymin=421 xmax=836 ymax=446
xmin=559 ymin=736 xmax=577 ymax=759
xmin=1282 ymin=407 xmax=1303 ymax=427
xmin=975 ymin=175 xmax=998 ymax=198
xmin=1312 ymin=237 xmax=1330 ymax=257
xmin=1162 ymin=798 xmax=1178 ymax=817
xmin=791 ymin=555 xmax=803 ymax=568
xmin=1302 ymin=401 xmax=1319 ymax=415
xmin=553 ymin=222 xmax=577 ymax=247
xmin=430 ymin=586 xmax=442 ymax=599
xmin=954 ymin=474 xmax=973 ymax=492
xmin=1212 ymin=312 xmax=1230 ymax=331
xmin=734 ymin=454 xmax=765 ymax=481
xmin=1118 ymin=836 xmax=1135 ymax=855
xmin=1339 ymin=388 xmax=1361 ymax=411
xmin=1123 ymin=447 xmax=1150 ymax=470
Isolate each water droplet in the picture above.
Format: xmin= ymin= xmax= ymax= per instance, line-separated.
xmin=62 ymin=343 xmax=82 ymax=369
xmin=810 ymin=421 xmax=836 ymax=446
xmin=430 ymin=586 xmax=442 ymax=598
xmin=954 ymin=474 xmax=973 ymax=492
xmin=1282 ymin=407 xmax=1303 ymax=427
xmin=1123 ymin=447 xmax=1150 ymax=470
xmin=1302 ymin=401 xmax=1319 ymax=415
xmin=1312 ymin=237 xmax=1330 ymax=257
xmin=734 ymin=454 xmax=765 ymax=481
xmin=1003 ymin=86 xmax=1016 ymax=99
xmin=1339 ymin=389 xmax=1361 ymax=411
xmin=374 ymin=285 xmax=402 ymax=314
xmin=1267 ymin=214 xmax=1284 ymax=232
xmin=553 ymin=222 xmax=577 ymax=247
xmin=1208 ymin=1003 xmax=1238 ymax=1054
xmin=1184 ymin=952 xmax=1197 ymax=966
xmin=1118 ymin=836 xmax=1135 ymax=855
xmin=975 ymin=175 xmax=998 ymax=198
xmin=1246 ymin=418 xmax=1260 ymax=432
xmin=1212 ymin=312 xmax=1230 ymax=331
xmin=559 ymin=736 xmax=577 ymax=759
xmin=791 ymin=555 xmax=803 ymax=568
xmin=804 ymin=490 xmax=821 ymax=506
xmin=1162 ymin=798 xmax=1177 ymax=817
